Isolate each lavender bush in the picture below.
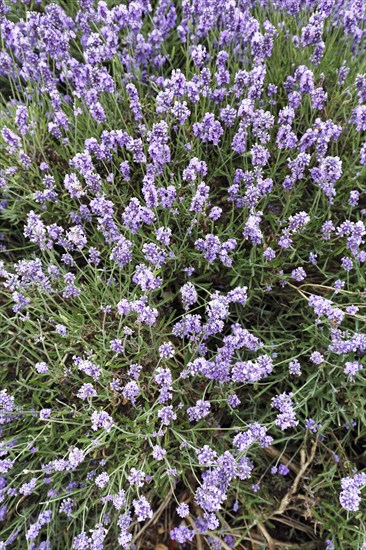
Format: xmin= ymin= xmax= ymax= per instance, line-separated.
xmin=1 ymin=0 xmax=366 ymax=548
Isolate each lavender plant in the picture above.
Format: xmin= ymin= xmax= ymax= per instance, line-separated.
xmin=1 ymin=0 xmax=366 ymax=548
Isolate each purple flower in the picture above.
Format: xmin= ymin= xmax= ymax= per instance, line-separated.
xmin=187 ymin=400 xmax=211 ymax=422
xmin=26 ymin=510 xmax=52 ymax=541
xmin=172 ymin=101 xmax=190 ymax=125
xmin=35 ymin=362 xmax=49 ymax=374
xmin=156 ymin=226 xmax=172 ymax=245
xmin=220 ymin=105 xmax=236 ymax=127
xmin=251 ymin=145 xmax=270 ymax=166
xmin=344 ymin=361 xmax=363 ymax=381
xmin=95 ymin=472 xmax=110 ymax=489
xmin=291 ymin=267 xmax=307 ymax=281
xmin=110 ymin=237 xmax=133 ymax=268
xmin=183 ymin=158 xmax=207 ymax=182
xmin=176 ymin=503 xmax=189 ymax=518
xmin=360 ymin=141 xmax=366 ymax=165
xmin=305 ymin=418 xmax=321 ymax=433
xmin=126 ymin=83 xmax=143 ymax=122
xmin=196 ymin=445 xmax=217 ymax=466
xmin=170 ymin=525 xmax=195 ymax=544
xmin=128 ymin=363 xmax=143 ymax=380
xmin=2 ymin=127 xmax=21 ymax=150
xmin=64 ymin=174 xmax=84 ymax=199
xmin=142 ymin=243 xmax=167 ymax=268
xmin=152 ymin=445 xmax=167 ymax=461
xmin=339 ymin=475 xmax=365 ymax=511
xmin=110 ymin=339 xmax=124 ymax=353
xmin=73 ymin=532 xmax=90 ymax=549
xmin=19 ymin=478 xmax=37 ymax=495
xmin=158 ymin=406 xmax=177 ymax=426
xmin=263 ymin=248 xmax=276 ymax=261
xmin=0 ymin=459 xmax=14 ymax=474
xmin=278 ymin=464 xmax=290 ymax=476
xmin=60 ymin=498 xmax=75 ymax=518
xmin=133 ymin=496 xmax=153 ymax=522
xmin=122 ymin=381 xmax=140 ymax=404
xmin=289 ymin=359 xmax=302 ymax=376
xmin=24 ymin=211 xmax=47 ymax=250
xmin=69 ymin=448 xmax=85 ymax=469
xmin=243 ymin=212 xmax=263 ymax=244
xmin=15 ymin=106 xmax=29 ymax=135
xmin=39 ymin=409 xmax=51 ymax=420
xmin=113 ymin=490 xmax=126 ymax=511
xmin=310 ymin=351 xmax=324 ymax=365
xmin=180 ymin=282 xmax=198 ymax=310
xmin=74 ymin=357 xmax=101 ymax=381
xmin=352 ymin=105 xmax=366 ymax=132
xmin=209 ymin=206 xmax=222 ymax=220
xmin=159 ymin=342 xmax=175 ymax=358
xmin=232 ymin=354 xmax=273 ymax=384
xmin=77 ymin=383 xmax=97 ymax=400
xmin=66 ymin=226 xmax=87 ymax=250
xmin=348 ymin=190 xmax=360 ymax=207
xmin=341 ymin=257 xmax=353 ymax=272
xmin=55 ymin=324 xmax=67 ymax=337
xmin=132 ymin=264 xmax=162 ymax=292
xmin=233 ymin=423 xmax=272 ymax=451
xmin=311 ymin=156 xmax=342 ymax=202
xmin=195 ymin=234 xmax=237 ymax=266
xmin=227 ymin=394 xmax=241 ymax=408
xmin=272 ymin=393 xmax=298 ymax=431
xmin=308 ymin=295 xmax=344 ymax=325
xmin=193 ymin=113 xmax=223 ymax=145
xmin=91 ymin=411 xmax=114 ymax=432
xmin=288 ymin=212 xmax=310 ymax=233
xmin=190 ymin=182 xmax=210 ymax=214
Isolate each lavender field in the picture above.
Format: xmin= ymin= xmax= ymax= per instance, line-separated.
xmin=1 ymin=0 xmax=366 ymax=548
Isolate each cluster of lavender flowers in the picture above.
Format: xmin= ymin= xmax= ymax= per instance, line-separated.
xmin=1 ymin=0 xmax=366 ymax=548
